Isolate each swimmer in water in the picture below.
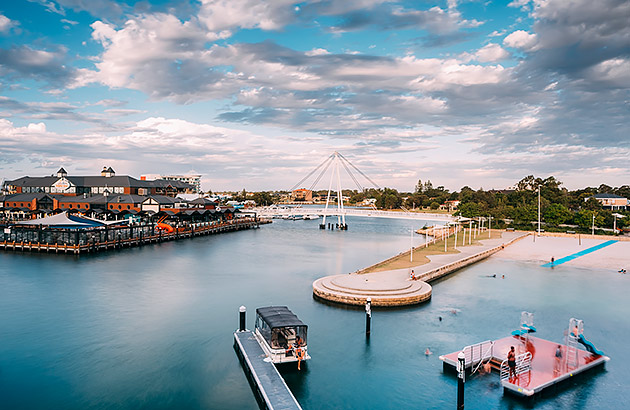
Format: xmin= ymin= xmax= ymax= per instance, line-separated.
xmin=425 ymin=348 xmax=432 ymax=356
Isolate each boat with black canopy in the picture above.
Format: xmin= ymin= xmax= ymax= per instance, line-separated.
xmin=254 ymin=306 xmax=310 ymax=365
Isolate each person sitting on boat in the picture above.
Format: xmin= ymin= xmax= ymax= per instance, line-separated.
xmin=293 ymin=339 xmax=305 ymax=370
xmin=294 ymin=335 xmax=303 ymax=348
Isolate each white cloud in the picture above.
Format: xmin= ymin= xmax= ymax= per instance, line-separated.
xmin=503 ymin=30 xmax=538 ymax=51
xmin=198 ymin=0 xmax=297 ymax=35
xmin=475 ymin=43 xmax=509 ymax=63
xmin=0 ymin=14 xmax=15 ymax=33
xmin=305 ymin=48 xmax=330 ymax=56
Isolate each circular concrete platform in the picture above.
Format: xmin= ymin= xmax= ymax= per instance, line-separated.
xmin=313 ymin=273 xmax=432 ymax=307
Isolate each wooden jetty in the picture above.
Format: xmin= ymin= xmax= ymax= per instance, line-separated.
xmin=440 ymin=333 xmax=609 ymax=397
xmin=234 ymin=330 xmax=302 ymax=410
xmin=0 ymin=218 xmax=270 ymax=255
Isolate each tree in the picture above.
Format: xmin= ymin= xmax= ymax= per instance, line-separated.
xmin=574 ymin=210 xmax=605 ymax=229
xmin=543 ymin=203 xmax=571 ymax=226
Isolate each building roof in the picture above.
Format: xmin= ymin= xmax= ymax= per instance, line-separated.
xmin=593 ymin=193 xmax=626 ymax=199
xmin=58 ymin=194 xmax=146 ymax=204
xmin=15 ymin=211 xmax=106 ymax=228
xmin=189 ymin=197 xmax=218 ymax=205
xmin=4 ymin=175 xmax=193 ymax=189
xmin=256 ymin=306 xmax=306 ymax=329
xmin=3 ymin=193 xmax=60 ymax=202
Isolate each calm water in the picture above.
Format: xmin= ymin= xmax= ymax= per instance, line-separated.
xmin=1 ymin=217 xmax=628 ymax=409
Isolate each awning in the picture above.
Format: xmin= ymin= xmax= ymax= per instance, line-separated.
xmin=256 ymin=306 xmax=306 ymax=329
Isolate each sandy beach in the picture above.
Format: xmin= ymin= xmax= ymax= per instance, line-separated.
xmin=494 ymin=234 xmax=630 ymax=271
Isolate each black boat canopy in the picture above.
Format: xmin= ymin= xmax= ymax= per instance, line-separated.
xmin=256 ymin=306 xmax=306 ymax=329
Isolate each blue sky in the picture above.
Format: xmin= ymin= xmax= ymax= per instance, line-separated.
xmin=1 ymin=0 xmax=628 ymax=192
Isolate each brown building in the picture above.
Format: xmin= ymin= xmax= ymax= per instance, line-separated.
xmin=291 ymin=189 xmax=313 ymax=202
xmin=3 ymin=167 xmax=193 ymax=197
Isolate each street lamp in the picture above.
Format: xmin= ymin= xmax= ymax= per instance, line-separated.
xmin=537 ymin=185 xmax=541 ymax=236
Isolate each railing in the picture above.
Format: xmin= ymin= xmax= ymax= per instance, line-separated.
xmin=462 ymin=340 xmax=494 ymax=367
xmin=471 ymin=341 xmax=495 ymax=374
xmin=255 ymin=207 xmax=453 ymax=221
xmin=500 ymin=351 xmax=532 ymax=382
xmin=0 ymin=217 xmax=261 ymax=254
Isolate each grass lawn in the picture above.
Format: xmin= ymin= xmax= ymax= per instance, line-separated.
xmin=361 ymin=229 xmax=504 ymax=273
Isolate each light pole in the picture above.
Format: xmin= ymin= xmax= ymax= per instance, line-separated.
xmin=537 ymin=185 xmax=541 ymax=236
xmin=410 ymin=227 xmax=414 ymax=262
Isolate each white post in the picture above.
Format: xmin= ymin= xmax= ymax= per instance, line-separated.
xmin=488 ymin=216 xmax=492 ymax=238
xmin=537 ymin=186 xmax=541 ymax=236
xmin=410 ymin=227 xmax=413 ymax=262
xmin=462 ymin=224 xmax=466 ymax=246
xmin=444 ymin=226 xmax=447 ymax=252
xmin=614 ymin=214 xmax=617 ymax=234
xmin=592 ymin=213 xmax=595 ymax=236
xmin=454 ymin=223 xmax=458 ymax=250
xmin=469 ymin=221 xmax=472 ymax=244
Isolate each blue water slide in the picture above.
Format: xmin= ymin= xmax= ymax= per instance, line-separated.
xmin=577 ymin=334 xmax=604 ymax=356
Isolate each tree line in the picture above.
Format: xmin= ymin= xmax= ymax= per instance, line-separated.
xmin=227 ymin=175 xmax=630 ymax=233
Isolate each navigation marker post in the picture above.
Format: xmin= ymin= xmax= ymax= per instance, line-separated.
xmin=239 ymin=306 xmax=246 ymax=332
xmin=457 ymin=351 xmax=465 ymax=409
xmin=365 ymin=297 xmax=372 ymax=338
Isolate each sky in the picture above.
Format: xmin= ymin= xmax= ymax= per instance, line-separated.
xmin=0 ymin=0 xmax=628 ymax=192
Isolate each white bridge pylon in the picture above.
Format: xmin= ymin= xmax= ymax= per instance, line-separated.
xmin=288 ymin=151 xmax=382 ymax=230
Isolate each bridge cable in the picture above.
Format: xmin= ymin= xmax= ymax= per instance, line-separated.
xmin=288 ymin=153 xmax=334 ymax=192
xmin=339 ymin=157 xmax=364 ymax=192
xmin=307 ymin=156 xmax=335 ymax=192
xmin=338 ymin=153 xmax=381 ymax=190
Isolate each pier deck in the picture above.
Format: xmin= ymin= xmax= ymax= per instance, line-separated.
xmin=440 ymin=334 xmax=609 ymax=397
xmin=234 ymin=331 xmax=302 ymax=410
xmin=0 ymin=218 xmax=269 ymax=255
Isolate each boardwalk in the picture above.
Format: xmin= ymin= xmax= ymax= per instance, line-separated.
xmin=0 ymin=218 xmax=267 ymax=254
xmin=313 ymin=230 xmax=528 ymax=306
xmin=234 ymin=331 xmax=302 ymax=410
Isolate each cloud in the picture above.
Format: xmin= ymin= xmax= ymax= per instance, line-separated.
xmin=0 ymin=14 xmax=16 ymax=33
xmin=0 ymin=45 xmax=77 ymax=88
xmin=198 ymin=0 xmax=298 ymax=34
xmin=475 ymin=43 xmax=509 ymax=62
xmin=503 ymin=30 xmax=538 ymax=51
xmin=0 ymin=96 xmax=112 ymax=126
xmin=328 ymin=2 xmax=482 ymax=34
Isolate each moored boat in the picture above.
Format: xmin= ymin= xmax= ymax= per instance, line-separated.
xmin=254 ymin=306 xmax=310 ymax=365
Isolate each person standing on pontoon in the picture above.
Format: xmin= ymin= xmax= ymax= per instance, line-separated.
xmin=507 ymin=346 xmax=517 ymax=379
xmin=554 ymin=345 xmax=563 ymax=373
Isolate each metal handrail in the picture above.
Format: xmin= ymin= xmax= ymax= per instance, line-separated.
xmin=462 ymin=340 xmax=494 ymax=367
xmin=471 ymin=342 xmax=495 ymax=374
xmin=500 ymin=351 xmax=532 ymax=381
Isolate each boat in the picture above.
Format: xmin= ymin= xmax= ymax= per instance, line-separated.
xmin=303 ymin=214 xmax=319 ymax=220
xmin=254 ymin=306 xmax=310 ymax=364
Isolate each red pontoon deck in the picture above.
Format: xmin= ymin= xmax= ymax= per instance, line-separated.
xmin=440 ymin=334 xmax=609 ymax=397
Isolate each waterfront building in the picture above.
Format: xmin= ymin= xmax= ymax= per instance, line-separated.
xmin=589 ymin=193 xmax=628 ymax=210
xmin=141 ymin=173 xmax=202 ymax=193
xmin=4 ymin=167 xmax=193 ymax=197
xmin=292 ymin=189 xmax=313 ymax=202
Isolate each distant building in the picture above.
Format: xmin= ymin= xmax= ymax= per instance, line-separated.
xmin=589 ymin=193 xmax=628 ymax=210
xmin=440 ymin=200 xmax=460 ymax=212
xmin=292 ymin=189 xmax=313 ymax=202
xmin=142 ymin=173 xmax=202 ymax=193
xmin=4 ymin=167 xmax=193 ymax=197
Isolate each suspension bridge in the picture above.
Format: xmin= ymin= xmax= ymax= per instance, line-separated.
xmin=255 ymin=151 xmax=454 ymax=225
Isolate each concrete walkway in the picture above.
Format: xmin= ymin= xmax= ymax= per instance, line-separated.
xmin=313 ymin=231 xmax=527 ymax=307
